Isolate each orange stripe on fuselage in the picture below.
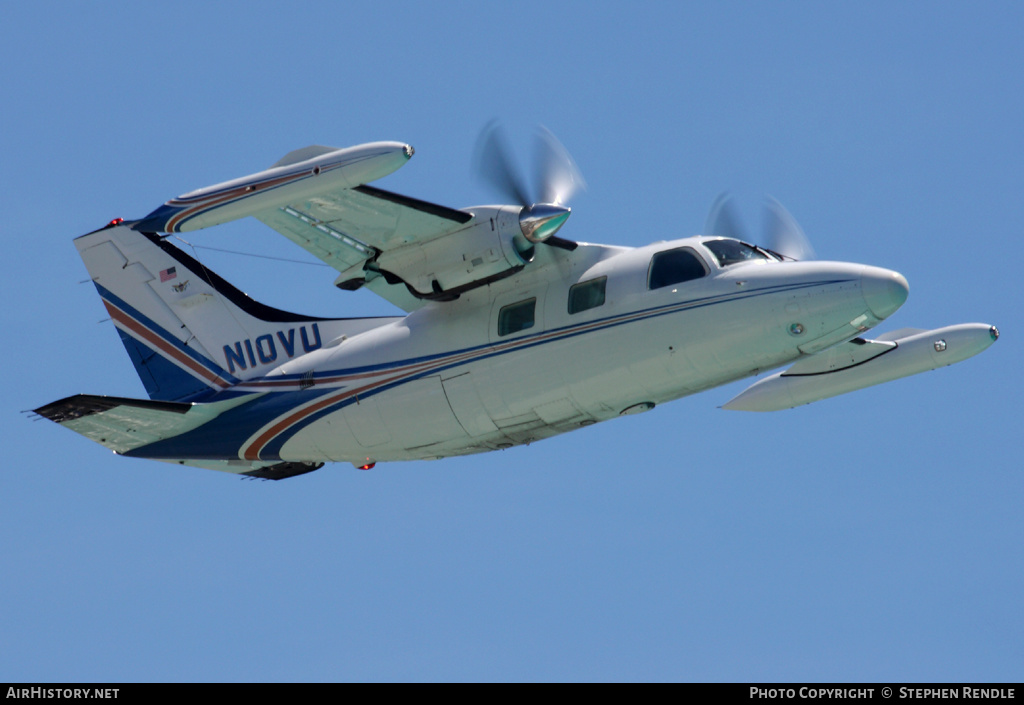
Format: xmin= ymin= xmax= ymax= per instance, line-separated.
xmin=237 ymin=299 xmax=693 ymax=457
xmin=104 ymin=301 xmax=230 ymax=388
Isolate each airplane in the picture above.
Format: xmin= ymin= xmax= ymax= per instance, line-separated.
xmin=34 ymin=128 xmax=999 ymax=480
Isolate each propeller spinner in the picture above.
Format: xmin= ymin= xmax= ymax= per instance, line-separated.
xmin=473 ymin=121 xmax=585 ymax=251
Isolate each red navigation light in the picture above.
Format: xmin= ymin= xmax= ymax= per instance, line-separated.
xmin=358 ymin=461 xmax=376 ymax=470
xmin=107 ymin=217 xmax=124 ymax=227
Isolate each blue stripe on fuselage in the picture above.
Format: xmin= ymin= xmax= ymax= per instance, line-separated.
xmin=243 ymin=278 xmax=847 ymax=383
xmin=125 ymin=278 xmax=852 ymax=460
xmin=123 ymin=387 xmax=336 ymax=460
xmin=96 ymin=282 xmax=240 ymax=398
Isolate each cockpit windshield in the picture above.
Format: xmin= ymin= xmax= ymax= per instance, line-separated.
xmin=703 ymin=239 xmax=775 ymax=267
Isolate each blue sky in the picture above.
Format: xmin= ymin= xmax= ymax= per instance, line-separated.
xmin=2 ymin=2 xmax=1020 ymax=682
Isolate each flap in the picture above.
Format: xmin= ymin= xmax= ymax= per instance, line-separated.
xmin=257 ymin=184 xmax=472 ymax=266
xmin=255 ymin=205 xmax=378 ymax=274
xmin=255 ymin=185 xmax=476 ymax=312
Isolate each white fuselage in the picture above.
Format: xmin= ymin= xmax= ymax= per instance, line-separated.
xmin=235 ymin=236 xmax=903 ymax=465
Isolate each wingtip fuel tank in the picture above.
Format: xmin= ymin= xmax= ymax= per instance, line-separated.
xmin=723 ymin=323 xmax=998 ymax=412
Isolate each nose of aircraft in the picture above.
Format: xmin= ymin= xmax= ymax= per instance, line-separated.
xmin=861 ymin=266 xmax=909 ymax=320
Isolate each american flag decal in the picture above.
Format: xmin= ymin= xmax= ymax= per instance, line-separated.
xmin=159 ymin=267 xmax=177 ymax=282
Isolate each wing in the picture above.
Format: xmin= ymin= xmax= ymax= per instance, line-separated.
xmin=253 ymin=184 xmax=474 ymax=311
xmin=133 ymin=142 xmax=579 ymax=312
xmin=723 ymin=324 xmax=998 ymax=411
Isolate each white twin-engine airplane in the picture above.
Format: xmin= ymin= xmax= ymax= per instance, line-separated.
xmin=35 ymin=132 xmax=998 ymax=480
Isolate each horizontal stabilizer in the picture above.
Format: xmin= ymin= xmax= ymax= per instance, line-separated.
xmin=157 ymin=458 xmax=324 ymax=480
xmin=723 ymin=323 xmax=999 ymax=411
xmin=35 ymin=394 xmax=321 ymax=479
xmin=34 ymin=393 xmax=246 ymax=454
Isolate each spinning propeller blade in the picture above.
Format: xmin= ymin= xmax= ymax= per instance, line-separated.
xmin=704 ymin=193 xmax=746 ymax=242
xmin=473 ymin=121 xmax=585 ymax=251
xmin=534 ymin=126 xmax=586 ymax=206
xmin=705 ymin=192 xmax=816 ymax=261
xmin=763 ymin=196 xmax=815 ymax=261
xmin=473 ymin=120 xmax=532 ymax=208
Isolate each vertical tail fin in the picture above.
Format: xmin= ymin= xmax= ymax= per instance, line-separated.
xmin=76 ymin=222 xmax=396 ymax=401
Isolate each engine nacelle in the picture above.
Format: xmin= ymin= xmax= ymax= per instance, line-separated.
xmin=373 ymin=205 xmax=535 ymax=297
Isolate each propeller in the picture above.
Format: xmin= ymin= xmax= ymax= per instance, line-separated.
xmin=704 ymin=193 xmax=816 ymax=261
xmin=473 ymin=121 xmax=586 ymax=251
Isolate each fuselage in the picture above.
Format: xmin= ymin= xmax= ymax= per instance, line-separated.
xmin=128 ymin=235 xmax=908 ymax=465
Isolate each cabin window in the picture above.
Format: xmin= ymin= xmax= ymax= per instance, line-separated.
xmin=498 ymin=298 xmax=536 ymax=336
xmin=703 ymin=239 xmax=769 ymax=267
xmin=647 ymin=247 xmax=707 ymax=290
xmin=568 ymin=276 xmax=607 ymax=314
